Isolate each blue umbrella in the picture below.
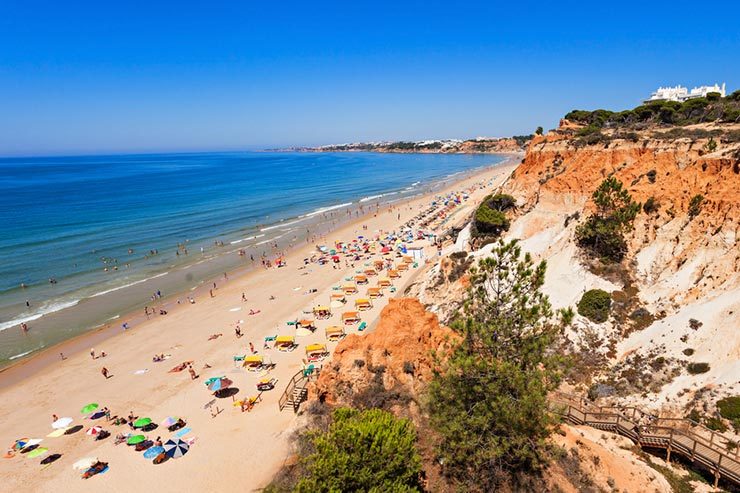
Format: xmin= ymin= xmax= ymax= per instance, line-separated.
xmin=206 ymin=377 xmax=232 ymax=392
xmin=163 ymin=439 xmax=189 ymax=459
xmin=143 ymin=446 xmax=164 ymax=459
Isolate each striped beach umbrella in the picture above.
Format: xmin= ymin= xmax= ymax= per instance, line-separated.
xmin=163 ymin=439 xmax=189 ymax=459
xmin=86 ymin=426 xmax=103 ymax=436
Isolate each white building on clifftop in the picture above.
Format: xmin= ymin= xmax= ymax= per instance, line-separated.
xmin=645 ymin=83 xmax=726 ymax=103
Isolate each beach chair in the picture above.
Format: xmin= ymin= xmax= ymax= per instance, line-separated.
xmin=358 ymin=321 xmax=367 ymax=331
xmin=233 ymin=355 xmax=246 ymax=367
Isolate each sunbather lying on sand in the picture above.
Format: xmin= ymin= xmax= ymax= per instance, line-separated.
xmin=248 ymin=309 xmax=260 ymax=315
xmin=168 ymin=361 xmax=193 ymax=373
xmin=207 ymin=333 xmax=222 ymax=340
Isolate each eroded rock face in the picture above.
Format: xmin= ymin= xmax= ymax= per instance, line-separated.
xmin=308 ymin=298 xmax=458 ymax=417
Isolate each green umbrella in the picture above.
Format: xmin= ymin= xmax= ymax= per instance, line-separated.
xmin=133 ymin=417 xmax=152 ymax=428
xmin=80 ymin=403 xmax=99 ymax=414
xmin=26 ymin=447 xmax=48 ymax=459
xmin=127 ymin=435 xmax=146 ymax=445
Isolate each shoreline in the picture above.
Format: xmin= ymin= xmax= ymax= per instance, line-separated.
xmin=0 ymin=154 xmax=520 ymax=388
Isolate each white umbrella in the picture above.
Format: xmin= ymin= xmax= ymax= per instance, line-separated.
xmin=163 ymin=439 xmax=189 ymax=459
xmin=86 ymin=426 xmax=103 ymax=436
xmin=52 ymin=417 xmax=73 ymax=429
xmin=72 ymin=457 xmax=98 ymax=470
xmin=22 ymin=438 xmax=43 ymax=448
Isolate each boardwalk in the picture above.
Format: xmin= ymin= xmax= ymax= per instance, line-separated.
xmin=550 ymin=393 xmax=740 ymax=488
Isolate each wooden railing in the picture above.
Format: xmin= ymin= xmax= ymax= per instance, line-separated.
xmin=550 ymin=392 xmax=740 ymax=487
xmin=278 ymin=367 xmax=321 ymax=413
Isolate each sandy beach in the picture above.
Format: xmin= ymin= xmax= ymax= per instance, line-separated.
xmin=0 ymin=157 xmax=518 ymax=492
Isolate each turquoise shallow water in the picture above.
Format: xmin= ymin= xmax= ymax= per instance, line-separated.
xmin=0 ymin=151 xmax=504 ymax=364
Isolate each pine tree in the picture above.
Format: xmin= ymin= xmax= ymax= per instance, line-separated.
xmin=427 ymin=239 xmax=573 ymax=491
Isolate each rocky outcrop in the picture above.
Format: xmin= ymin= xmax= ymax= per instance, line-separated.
xmin=309 ymin=298 xmax=458 ymax=417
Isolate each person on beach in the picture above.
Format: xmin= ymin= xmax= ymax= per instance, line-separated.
xmin=52 ymin=414 xmax=58 ymax=423
xmin=60 ymin=352 xmax=65 ymax=360
xmin=188 ymin=365 xmax=198 ymax=380
xmin=241 ymin=292 xmax=247 ymax=302
xmin=101 ymin=367 xmax=110 ymax=379
xmin=90 ymin=348 xmax=95 ymax=359
xmin=209 ymin=289 xmax=214 ymax=298
xmin=20 ymin=322 xmax=28 ymax=333
xmin=235 ymin=326 xmax=242 ymax=338
xmin=25 ymin=299 xmax=30 ymax=307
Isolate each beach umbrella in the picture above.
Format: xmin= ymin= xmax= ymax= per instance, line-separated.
xmin=206 ymin=377 xmax=232 ymax=392
xmin=204 ymin=376 xmax=223 ymax=386
xmin=26 ymin=447 xmax=48 ymax=459
xmin=160 ymin=417 xmax=179 ymax=427
xmin=80 ymin=403 xmax=98 ymax=414
xmin=126 ymin=435 xmax=146 ymax=445
xmin=163 ymin=439 xmax=189 ymax=459
xmin=86 ymin=426 xmax=103 ymax=436
xmin=12 ymin=438 xmax=29 ymax=451
xmin=133 ymin=417 xmax=152 ymax=428
xmin=73 ymin=457 xmax=97 ymax=470
xmin=52 ymin=417 xmax=73 ymax=429
xmin=143 ymin=446 xmax=164 ymax=459
xmin=22 ymin=438 xmax=43 ymax=449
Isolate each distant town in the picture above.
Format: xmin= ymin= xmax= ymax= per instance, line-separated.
xmin=645 ymin=82 xmax=726 ymax=103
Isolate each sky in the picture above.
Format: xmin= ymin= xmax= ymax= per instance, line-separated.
xmin=1 ymin=0 xmax=739 ymax=156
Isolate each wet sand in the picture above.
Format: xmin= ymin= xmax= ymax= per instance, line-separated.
xmin=0 ymin=157 xmax=518 ymax=492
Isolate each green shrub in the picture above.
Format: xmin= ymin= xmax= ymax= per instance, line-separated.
xmin=688 ymin=194 xmax=704 ymax=218
xmin=295 ymin=408 xmax=422 ymax=492
xmin=717 ymin=396 xmax=740 ymax=420
xmin=577 ymin=289 xmax=611 ymax=323
xmin=704 ymin=416 xmax=728 ymax=432
xmin=575 ymin=178 xmax=639 ymax=262
xmin=473 ymin=194 xmax=515 ymax=238
xmin=687 ymin=362 xmax=710 ymax=374
xmin=643 ymin=196 xmax=659 ymax=214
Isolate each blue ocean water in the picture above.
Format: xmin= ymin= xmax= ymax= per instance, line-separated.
xmin=0 ymin=151 xmax=503 ymax=362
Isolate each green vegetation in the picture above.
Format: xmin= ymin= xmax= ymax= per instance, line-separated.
xmin=565 ymin=93 xmax=740 ymax=129
xmin=687 ymin=362 xmax=710 ymax=374
xmin=535 ymin=126 xmax=544 ymax=135
xmin=575 ymin=177 xmax=640 ymax=262
xmin=688 ymin=194 xmax=704 ymax=218
xmin=472 ymin=194 xmax=516 ymax=238
xmin=704 ymin=416 xmax=728 ymax=433
xmin=717 ymin=396 xmax=740 ymax=420
xmin=427 ymin=239 xmax=573 ymax=491
xmin=642 ymin=196 xmax=659 ymax=214
xmin=577 ymin=289 xmax=612 ymax=323
xmin=293 ymin=408 xmax=422 ymax=493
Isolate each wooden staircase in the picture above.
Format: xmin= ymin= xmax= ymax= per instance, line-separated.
xmin=278 ymin=367 xmax=321 ymax=413
xmin=550 ymin=392 xmax=740 ymax=488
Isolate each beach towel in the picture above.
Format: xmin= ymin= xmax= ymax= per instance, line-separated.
xmin=134 ymin=369 xmax=149 ymax=375
xmin=175 ymin=427 xmax=192 ymax=438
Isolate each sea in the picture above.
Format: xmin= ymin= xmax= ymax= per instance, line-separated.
xmin=0 ymin=151 xmax=505 ymax=367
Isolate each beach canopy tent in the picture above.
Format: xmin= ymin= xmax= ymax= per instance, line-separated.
xmin=341 ymin=284 xmax=358 ymax=294
xmin=163 ymin=439 xmax=189 ymax=459
xmin=367 ymin=287 xmax=382 ymax=298
xmin=312 ymin=306 xmax=331 ymax=318
xmin=402 ymin=255 xmax=413 ymax=264
xmin=378 ymin=277 xmax=392 ymax=287
xmin=325 ymin=325 xmax=345 ymax=341
xmin=354 ymin=274 xmax=368 ymax=284
xmin=305 ymin=344 xmax=328 ymax=362
xmin=342 ymin=311 xmax=360 ymax=324
xmin=330 ymin=293 xmax=346 ymax=302
xmin=354 ymin=298 xmax=372 ymax=310
xmin=388 ymin=269 xmax=400 ymax=278
xmin=80 ymin=403 xmax=99 ymax=414
xmin=297 ymin=319 xmax=315 ymax=329
xmin=396 ymin=263 xmax=409 ymax=271
xmin=275 ymin=335 xmax=296 ymax=351
xmin=52 ymin=417 xmax=73 ymax=429
xmin=243 ymin=355 xmax=264 ymax=371
xmin=363 ymin=268 xmax=376 ymax=276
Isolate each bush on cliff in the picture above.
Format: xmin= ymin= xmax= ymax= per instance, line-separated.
xmin=717 ymin=397 xmax=740 ymax=420
xmin=575 ymin=177 xmax=639 ymax=262
xmin=577 ymin=289 xmax=612 ymax=323
xmin=472 ymin=194 xmax=515 ymax=238
xmin=276 ymin=408 xmax=422 ymax=493
xmin=427 ymin=239 xmax=573 ymax=491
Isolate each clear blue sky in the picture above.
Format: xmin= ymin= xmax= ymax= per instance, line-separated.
xmin=1 ymin=0 xmax=738 ymax=156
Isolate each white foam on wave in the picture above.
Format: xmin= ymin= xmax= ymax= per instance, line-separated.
xmin=303 ymin=202 xmax=353 ymax=217
xmin=260 ymin=217 xmax=308 ymax=232
xmin=9 ymin=349 xmax=34 ymax=360
xmin=0 ymin=299 xmax=81 ymax=332
xmin=90 ymin=272 xmax=169 ymax=298
xmin=360 ymin=194 xmax=384 ymax=203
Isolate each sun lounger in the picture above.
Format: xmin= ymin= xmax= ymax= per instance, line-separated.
xmin=358 ymin=321 xmax=367 ymax=331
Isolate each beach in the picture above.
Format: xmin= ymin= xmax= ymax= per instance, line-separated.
xmin=0 ymin=157 xmax=518 ymax=492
